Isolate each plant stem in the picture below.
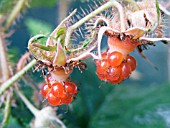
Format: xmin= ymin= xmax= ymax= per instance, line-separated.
xmin=0 ymin=36 xmax=10 ymax=81
xmin=16 ymin=88 xmax=67 ymax=128
xmin=1 ymin=94 xmax=11 ymax=128
xmin=0 ymin=59 xmax=36 ymax=96
xmin=65 ymin=0 xmax=125 ymax=47
xmin=71 ymin=2 xmax=112 ymax=30
xmin=58 ymin=0 xmax=69 ymax=23
xmin=3 ymin=0 xmax=27 ymax=32
xmin=15 ymin=88 xmax=39 ymax=116
xmin=124 ymin=0 xmax=139 ymax=11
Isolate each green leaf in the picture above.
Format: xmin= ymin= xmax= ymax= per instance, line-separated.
xmin=7 ymin=47 xmax=20 ymax=63
xmin=0 ymin=0 xmax=18 ymax=14
xmin=0 ymin=113 xmax=22 ymax=128
xmin=11 ymin=85 xmax=34 ymax=127
xmin=30 ymin=0 xmax=57 ymax=7
xmin=64 ymin=59 xmax=114 ymax=128
xmin=25 ymin=18 xmax=53 ymax=35
xmin=63 ymin=59 xmax=170 ymax=128
xmin=89 ymin=84 xmax=170 ymax=128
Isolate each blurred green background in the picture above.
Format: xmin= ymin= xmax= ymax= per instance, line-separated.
xmin=1 ymin=0 xmax=170 ymax=128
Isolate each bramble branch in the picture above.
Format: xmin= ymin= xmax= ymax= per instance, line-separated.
xmin=0 ymin=60 xmax=36 ymax=96
xmin=3 ymin=0 xmax=28 ymax=32
xmin=65 ymin=0 xmax=125 ymax=47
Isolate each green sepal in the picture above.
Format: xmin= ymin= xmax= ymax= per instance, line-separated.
xmin=82 ymin=38 xmax=92 ymax=48
xmin=53 ymin=42 xmax=66 ymax=67
xmin=30 ymin=34 xmax=47 ymax=43
xmin=28 ymin=34 xmax=55 ymax=62
xmin=155 ymin=0 xmax=161 ymax=22
xmin=55 ymin=27 xmax=67 ymax=47
xmin=32 ymin=43 xmax=56 ymax=52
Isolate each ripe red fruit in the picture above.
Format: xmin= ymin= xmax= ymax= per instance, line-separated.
xmin=64 ymin=82 xmax=77 ymax=95
xmin=108 ymin=77 xmax=123 ymax=84
xmin=61 ymin=94 xmax=73 ymax=104
xmin=107 ymin=67 xmax=121 ymax=81
xmin=127 ymin=55 xmax=136 ymax=71
xmin=121 ymin=62 xmax=131 ymax=79
xmin=51 ymin=82 xmax=65 ymax=98
xmin=95 ymin=51 xmax=110 ymax=81
xmin=96 ymin=59 xmax=109 ymax=74
xmin=47 ymin=92 xmax=61 ymax=106
xmin=40 ymin=84 xmax=51 ymax=98
xmin=108 ymin=51 xmax=123 ymax=68
xmin=97 ymin=73 xmax=107 ymax=81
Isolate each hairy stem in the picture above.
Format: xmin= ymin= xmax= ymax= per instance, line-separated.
xmin=0 ymin=36 xmax=10 ymax=81
xmin=58 ymin=0 xmax=69 ymax=23
xmin=15 ymin=88 xmax=39 ymax=116
xmin=124 ymin=0 xmax=139 ymax=11
xmin=3 ymin=0 xmax=27 ymax=32
xmin=0 ymin=59 xmax=36 ymax=96
xmin=65 ymin=0 xmax=125 ymax=47
xmin=1 ymin=94 xmax=11 ymax=128
xmin=0 ymin=0 xmax=27 ymax=125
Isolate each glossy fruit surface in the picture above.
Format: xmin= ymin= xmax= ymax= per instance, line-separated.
xmin=108 ymin=51 xmax=123 ymax=67
xmin=47 ymin=92 xmax=61 ymax=106
xmin=96 ymin=59 xmax=109 ymax=74
xmin=51 ymin=82 xmax=65 ymax=98
xmin=107 ymin=67 xmax=121 ymax=81
xmin=108 ymin=77 xmax=123 ymax=84
xmin=97 ymin=73 xmax=107 ymax=81
xmin=127 ymin=55 xmax=136 ymax=71
xmin=64 ymin=82 xmax=77 ymax=95
xmin=40 ymin=84 xmax=51 ymax=98
xmin=61 ymin=94 xmax=73 ymax=104
xmin=121 ymin=62 xmax=131 ymax=79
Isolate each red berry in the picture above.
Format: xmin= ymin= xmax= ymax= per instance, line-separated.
xmin=51 ymin=82 xmax=65 ymax=98
xmin=95 ymin=52 xmax=110 ymax=81
xmin=108 ymin=77 xmax=123 ymax=84
xmin=107 ymin=67 xmax=121 ymax=81
xmin=61 ymin=94 xmax=73 ymax=104
xmin=96 ymin=60 xmax=109 ymax=81
xmin=47 ymin=92 xmax=61 ymax=106
xmin=97 ymin=73 xmax=107 ymax=81
xmin=121 ymin=62 xmax=131 ymax=79
xmin=64 ymin=82 xmax=77 ymax=95
xmin=127 ymin=55 xmax=136 ymax=71
xmin=108 ymin=51 xmax=123 ymax=67
xmin=96 ymin=59 xmax=109 ymax=74
xmin=95 ymin=52 xmax=108 ymax=68
xmin=40 ymin=84 xmax=51 ymax=98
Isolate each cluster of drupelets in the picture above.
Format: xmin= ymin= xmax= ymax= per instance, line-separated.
xmin=96 ymin=50 xmax=136 ymax=84
xmin=40 ymin=50 xmax=136 ymax=106
xmin=36 ymin=0 xmax=158 ymax=106
xmin=40 ymin=75 xmax=77 ymax=106
xmin=27 ymin=0 xmax=170 ymax=107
